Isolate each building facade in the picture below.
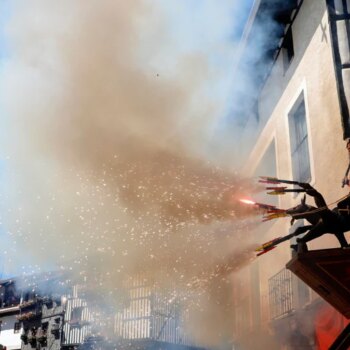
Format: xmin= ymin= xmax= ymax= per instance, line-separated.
xmin=114 ymin=275 xmax=193 ymax=346
xmin=0 ymin=274 xmax=200 ymax=350
xmin=0 ymin=279 xmax=22 ymax=350
xmin=231 ymin=0 xmax=350 ymax=349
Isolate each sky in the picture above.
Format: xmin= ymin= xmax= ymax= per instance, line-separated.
xmin=154 ymin=0 xmax=255 ymax=106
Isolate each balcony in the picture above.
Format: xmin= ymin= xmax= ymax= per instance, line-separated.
xmin=268 ymin=268 xmax=294 ymax=319
xmin=286 ymin=247 xmax=350 ymax=318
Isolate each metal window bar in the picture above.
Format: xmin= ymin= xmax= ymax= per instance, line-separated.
xmin=114 ymin=277 xmax=194 ymax=346
xmin=290 ymin=100 xmax=311 ymax=182
xmin=268 ymin=268 xmax=294 ymax=320
xmin=292 ymin=136 xmax=311 ymax=182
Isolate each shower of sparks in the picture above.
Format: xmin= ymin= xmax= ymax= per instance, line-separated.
xmin=0 ymin=1 xmax=258 ymax=344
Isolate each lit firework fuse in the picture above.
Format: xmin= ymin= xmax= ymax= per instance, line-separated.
xmin=239 ymin=199 xmax=277 ymax=211
xmin=239 ymin=199 xmax=288 ymax=221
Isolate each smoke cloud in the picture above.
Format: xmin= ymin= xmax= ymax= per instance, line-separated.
xmin=0 ymin=1 xmax=260 ymax=346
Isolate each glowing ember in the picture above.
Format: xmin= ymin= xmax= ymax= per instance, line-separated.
xmin=239 ymin=199 xmax=256 ymax=205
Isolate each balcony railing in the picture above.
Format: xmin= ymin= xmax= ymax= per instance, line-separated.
xmin=268 ymin=268 xmax=294 ymax=319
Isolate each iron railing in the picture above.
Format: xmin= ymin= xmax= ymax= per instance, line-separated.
xmin=114 ymin=276 xmax=194 ymax=346
xmin=268 ymin=268 xmax=294 ymax=319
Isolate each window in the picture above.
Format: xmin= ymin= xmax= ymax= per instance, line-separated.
xmin=282 ymin=27 xmax=294 ymax=72
xmin=41 ymin=322 xmax=48 ymax=332
xmin=70 ymin=306 xmax=83 ymax=324
xmin=14 ymin=322 xmax=21 ymax=333
xmin=4 ymin=284 xmax=20 ymax=307
xmin=289 ymin=96 xmax=311 ymax=183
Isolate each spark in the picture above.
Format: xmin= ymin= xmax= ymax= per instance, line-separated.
xmin=239 ymin=199 xmax=255 ymax=205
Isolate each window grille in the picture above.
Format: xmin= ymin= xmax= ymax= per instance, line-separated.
xmin=115 ymin=276 xmax=193 ymax=346
xmin=268 ymin=268 xmax=294 ymax=319
xmin=289 ymin=97 xmax=311 ymax=183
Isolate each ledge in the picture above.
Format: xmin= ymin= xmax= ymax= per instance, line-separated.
xmin=0 ymin=305 xmax=20 ymax=316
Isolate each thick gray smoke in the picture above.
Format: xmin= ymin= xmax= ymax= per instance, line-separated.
xmin=0 ymin=1 xmax=261 ymax=346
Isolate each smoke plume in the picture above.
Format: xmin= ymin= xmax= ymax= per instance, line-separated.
xmin=0 ymin=1 xmax=259 ymax=346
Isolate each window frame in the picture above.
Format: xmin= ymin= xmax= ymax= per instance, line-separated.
xmin=288 ymin=93 xmax=312 ymax=184
xmin=14 ymin=321 xmax=21 ymax=334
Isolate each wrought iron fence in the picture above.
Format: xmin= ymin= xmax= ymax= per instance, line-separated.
xmin=268 ymin=268 xmax=294 ymax=319
xmin=114 ymin=275 xmax=193 ymax=346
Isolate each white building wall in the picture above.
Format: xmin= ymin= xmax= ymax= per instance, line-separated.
xmin=0 ymin=314 xmax=21 ymax=350
xmin=244 ymin=0 xmax=347 ymax=270
xmin=234 ymin=0 xmax=349 ymax=343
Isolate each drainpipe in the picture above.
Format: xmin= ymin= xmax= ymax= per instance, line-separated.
xmin=326 ymin=0 xmax=350 ymax=139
